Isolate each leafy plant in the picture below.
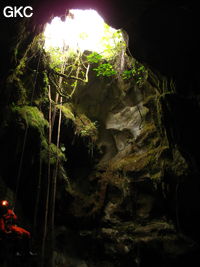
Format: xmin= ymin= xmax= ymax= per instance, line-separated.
xmin=99 ymin=24 xmax=125 ymax=59
xmin=94 ymin=63 xmax=117 ymax=77
xmin=122 ymin=70 xmax=132 ymax=80
xmin=86 ymin=52 xmax=103 ymax=63
xmin=47 ymin=47 xmax=67 ymax=72
xmin=46 ymin=18 xmax=148 ymax=97
xmin=122 ymin=62 xmax=148 ymax=86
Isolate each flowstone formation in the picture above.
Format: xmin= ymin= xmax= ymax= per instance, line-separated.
xmin=0 ymin=14 xmax=200 ymax=267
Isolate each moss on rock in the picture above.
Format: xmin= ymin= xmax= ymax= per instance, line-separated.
xmin=57 ymin=104 xmax=75 ymax=122
xmin=12 ymin=105 xmax=49 ymax=136
xmin=41 ymin=139 xmax=66 ymax=165
xmin=110 ymin=145 xmax=169 ymax=176
xmin=74 ymin=113 xmax=98 ymax=142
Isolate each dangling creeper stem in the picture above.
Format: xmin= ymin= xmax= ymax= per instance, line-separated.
xmin=41 ymin=85 xmax=52 ymax=267
xmin=33 ymin=141 xmax=42 ymax=236
xmin=51 ymin=74 xmax=63 ymax=134
xmin=48 ymin=47 xmax=67 ymax=267
xmin=51 ymin=48 xmax=67 ymax=134
xmin=13 ymin=40 xmax=44 ymax=211
xmin=50 ymin=95 xmax=62 ymax=267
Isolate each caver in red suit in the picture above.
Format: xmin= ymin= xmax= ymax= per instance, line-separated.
xmin=0 ymin=200 xmax=34 ymax=256
xmin=0 ymin=200 xmax=30 ymax=239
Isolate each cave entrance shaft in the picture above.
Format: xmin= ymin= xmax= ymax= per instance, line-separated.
xmin=43 ymin=9 xmax=127 ymax=100
xmin=40 ymin=9 xmax=127 ymax=267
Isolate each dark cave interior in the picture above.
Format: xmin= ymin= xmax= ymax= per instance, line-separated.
xmin=0 ymin=1 xmax=200 ymax=267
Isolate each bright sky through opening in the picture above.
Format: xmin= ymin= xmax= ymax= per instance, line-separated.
xmin=44 ymin=9 xmax=123 ymax=56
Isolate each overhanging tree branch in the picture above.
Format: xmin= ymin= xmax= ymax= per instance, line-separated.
xmin=49 ymin=76 xmax=71 ymax=100
xmin=50 ymin=67 xmax=89 ymax=83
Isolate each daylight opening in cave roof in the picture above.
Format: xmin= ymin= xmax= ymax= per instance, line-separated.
xmin=44 ymin=9 xmax=124 ymax=58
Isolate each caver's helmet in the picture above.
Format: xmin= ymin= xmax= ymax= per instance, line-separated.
xmin=0 ymin=200 xmax=9 ymax=207
xmin=0 ymin=200 xmax=9 ymax=215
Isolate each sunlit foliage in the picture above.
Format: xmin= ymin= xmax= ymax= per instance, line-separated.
xmin=44 ymin=9 xmax=147 ymax=99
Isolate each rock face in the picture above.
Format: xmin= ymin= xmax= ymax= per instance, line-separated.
xmin=0 ymin=2 xmax=200 ymax=267
xmin=106 ymin=104 xmax=148 ymax=139
xmin=46 ymin=64 xmax=199 ymax=267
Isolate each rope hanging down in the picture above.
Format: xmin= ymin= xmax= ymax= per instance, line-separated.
xmin=41 ymin=53 xmax=67 ymax=267
xmin=13 ymin=41 xmax=44 ymax=210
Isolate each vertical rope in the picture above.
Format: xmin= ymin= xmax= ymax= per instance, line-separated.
xmin=50 ymin=96 xmax=62 ymax=267
xmin=33 ymin=142 xmax=42 ymax=235
xmin=70 ymin=50 xmax=81 ymax=97
xmin=41 ymin=85 xmax=52 ymax=267
xmin=13 ymin=125 xmax=29 ymax=211
xmin=41 ymin=45 xmax=67 ymax=267
xmin=49 ymin=57 xmax=66 ymax=267
xmin=175 ymin=178 xmax=181 ymax=232
xmin=13 ymin=40 xmax=44 ymax=210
